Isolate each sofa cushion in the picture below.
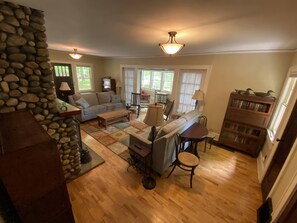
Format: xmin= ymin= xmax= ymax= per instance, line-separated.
xmin=97 ymin=92 xmax=111 ymax=104
xmin=104 ymin=102 xmax=123 ymax=111
xmin=83 ymin=104 xmax=107 ymax=115
xmin=181 ymin=110 xmax=200 ymax=121
xmin=156 ymin=117 xmax=187 ymax=139
xmin=81 ymin=93 xmax=99 ymax=106
xmin=75 ymin=97 xmax=90 ymax=108
xmin=111 ymin=95 xmax=121 ymax=103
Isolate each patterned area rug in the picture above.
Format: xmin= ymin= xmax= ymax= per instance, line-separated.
xmin=80 ymin=119 xmax=151 ymax=161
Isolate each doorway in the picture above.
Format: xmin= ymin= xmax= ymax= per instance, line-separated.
xmin=52 ymin=63 xmax=75 ymax=102
xmin=261 ymin=99 xmax=297 ymax=199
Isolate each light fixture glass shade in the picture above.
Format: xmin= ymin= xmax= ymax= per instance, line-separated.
xmin=192 ymin=90 xmax=204 ymax=101
xmin=59 ymin=82 xmax=71 ymax=91
xmin=143 ymin=103 xmax=165 ymax=127
xmin=69 ymin=48 xmax=83 ymax=59
xmin=159 ymin=31 xmax=185 ymax=55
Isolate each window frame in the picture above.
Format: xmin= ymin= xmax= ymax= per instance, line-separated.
xmin=75 ymin=64 xmax=95 ymax=92
xmin=140 ymin=69 xmax=174 ymax=93
xmin=176 ymin=69 xmax=206 ymax=113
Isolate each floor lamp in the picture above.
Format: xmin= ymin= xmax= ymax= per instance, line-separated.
xmin=192 ymin=89 xmax=204 ymax=110
xmin=142 ymin=103 xmax=164 ymax=190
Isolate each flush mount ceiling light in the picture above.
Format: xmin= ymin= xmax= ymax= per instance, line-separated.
xmin=159 ymin=31 xmax=185 ymax=55
xmin=69 ymin=48 xmax=83 ymax=59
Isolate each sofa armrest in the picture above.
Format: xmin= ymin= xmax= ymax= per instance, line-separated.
xmin=129 ymin=132 xmax=152 ymax=148
xmin=75 ymin=105 xmax=83 ymax=110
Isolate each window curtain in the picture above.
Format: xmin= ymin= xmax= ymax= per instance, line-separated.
xmin=177 ymin=70 xmax=205 ymax=113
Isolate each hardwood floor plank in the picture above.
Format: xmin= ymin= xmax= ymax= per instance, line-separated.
xmin=67 ymin=130 xmax=262 ymax=223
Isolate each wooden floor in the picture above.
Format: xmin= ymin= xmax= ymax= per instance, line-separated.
xmin=67 ymin=126 xmax=262 ymax=223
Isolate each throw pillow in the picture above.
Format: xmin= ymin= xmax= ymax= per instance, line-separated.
xmin=111 ymin=95 xmax=121 ymax=103
xmin=75 ymin=97 xmax=90 ymax=108
xmin=72 ymin=94 xmax=81 ymax=101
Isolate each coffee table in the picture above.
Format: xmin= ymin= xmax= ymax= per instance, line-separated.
xmin=97 ymin=109 xmax=131 ymax=129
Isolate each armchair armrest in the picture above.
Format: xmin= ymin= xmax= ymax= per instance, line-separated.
xmin=129 ymin=132 xmax=152 ymax=148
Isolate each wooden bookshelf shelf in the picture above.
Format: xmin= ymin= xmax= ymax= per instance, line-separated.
xmin=219 ymin=92 xmax=276 ymax=157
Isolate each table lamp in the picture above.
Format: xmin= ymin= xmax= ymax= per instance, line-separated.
xmin=142 ymin=103 xmax=165 ymax=189
xmin=59 ymin=82 xmax=71 ymax=103
xmin=116 ymin=80 xmax=122 ymax=95
xmin=192 ymin=89 xmax=204 ymax=110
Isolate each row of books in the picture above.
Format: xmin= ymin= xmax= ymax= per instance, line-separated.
xmin=224 ymin=123 xmax=261 ymax=136
xmin=221 ymin=131 xmax=254 ymax=145
xmin=231 ymin=99 xmax=270 ymax=112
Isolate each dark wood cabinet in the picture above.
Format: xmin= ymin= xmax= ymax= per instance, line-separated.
xmin=0 ymin=110 xmax=75 ymax=223
xmin=102 ymin=77 xmax=116 ymax=92
xmin=219 ymin=92 xmax=276 ymax=157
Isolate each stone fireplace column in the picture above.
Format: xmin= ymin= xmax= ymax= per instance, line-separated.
xmin=0 ymin=1 xmax=81 ymax=179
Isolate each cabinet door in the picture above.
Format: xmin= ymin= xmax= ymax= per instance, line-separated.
xmin=226 ymin=108 xmax=270 ymax=128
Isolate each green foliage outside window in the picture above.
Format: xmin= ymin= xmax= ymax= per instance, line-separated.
xmin=76 ymin=66 xmax=92 ymax=91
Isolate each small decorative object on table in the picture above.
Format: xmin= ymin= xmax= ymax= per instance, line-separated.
xmin=60 ymin=101 xmax=67 ymax=111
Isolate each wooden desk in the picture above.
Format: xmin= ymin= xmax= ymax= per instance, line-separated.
xmin=180 ymin=122 xmax=208 ymax=157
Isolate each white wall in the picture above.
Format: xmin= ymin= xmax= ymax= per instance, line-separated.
xmin=255 ymin=53 xmax=297 ymax=221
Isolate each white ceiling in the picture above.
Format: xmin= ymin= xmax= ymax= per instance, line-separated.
xmin=9 ymin=0 xmax=297 ymax=57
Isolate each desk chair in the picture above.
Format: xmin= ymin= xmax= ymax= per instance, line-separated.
xmin=167 ymin=134 xmax=200 ymax=188
xmin=163 ymin=99 xmax=174 ymax=121
xmin=155 ymin=90 xmax=168 ymax=104
xmin=130 ymin=92 xmax=141 ymax=118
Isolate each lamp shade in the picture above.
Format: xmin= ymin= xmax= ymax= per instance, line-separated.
xmin=69 ymin=48 xmax=83 ymax=59
xmin=143 ymin=104 xmax=165 ymax=127
xmin=59 ymin=82 xmax=71 ymax=91
xmin=116 ymin=80 xmax=122 ymax=87
xmin=192 ymin=90 xmax=204 ymax=101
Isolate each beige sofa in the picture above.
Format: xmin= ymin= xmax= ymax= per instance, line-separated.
xmin=129 ymin=110 xmax=201 ymax=175
xmin=68 ymin=91 xmax=125 ymax=122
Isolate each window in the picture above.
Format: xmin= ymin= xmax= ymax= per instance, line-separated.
xmin=177 ymin=70 xmax=204 ymax=113
xmin=53 ymin=64 xmax=70 ymax=77
xmin=140 ymin=69 xmax=174 ymax=92
xmin=76 ymin=65 xmax=93 ymax=91
xmin=268 ymin=76 xmax=297 ymax=140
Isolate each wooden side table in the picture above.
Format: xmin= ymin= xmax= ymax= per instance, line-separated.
xmin=128 ymin=143 xmax=151 ymax=175
xmin=180 ymin=122 xmax=208 ymax=157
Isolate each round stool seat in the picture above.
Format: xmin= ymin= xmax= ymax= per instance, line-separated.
xmin=178 ymin=152 xmax=199 ymax=167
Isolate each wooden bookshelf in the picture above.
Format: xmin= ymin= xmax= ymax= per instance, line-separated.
xmin=219 ymin=92 xmax=276 ymax=157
